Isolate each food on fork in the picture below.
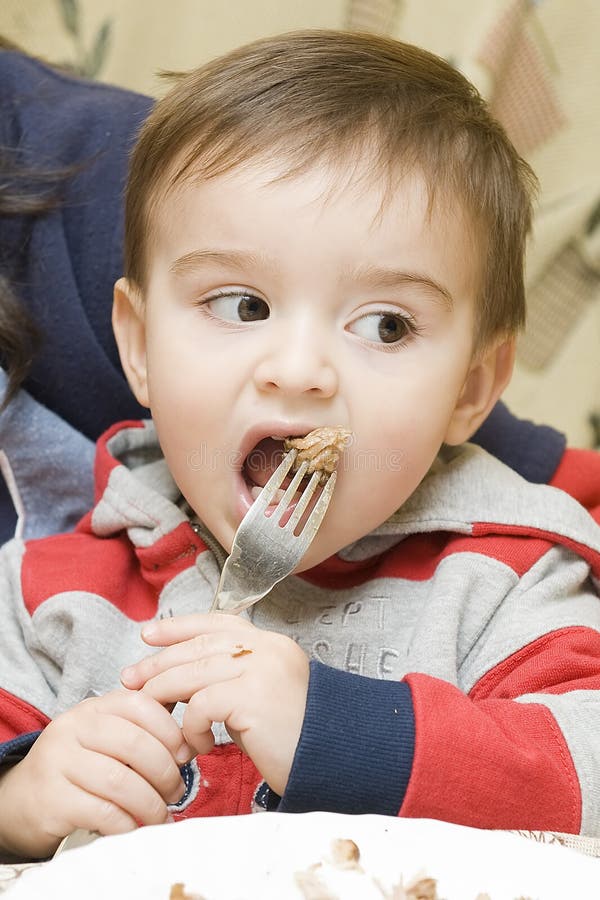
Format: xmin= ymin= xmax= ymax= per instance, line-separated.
xmin=283 ymin=426 xmax=352 ymax=484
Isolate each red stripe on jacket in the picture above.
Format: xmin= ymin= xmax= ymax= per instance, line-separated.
xmin=92 ymin=420 xmax=145 ymax=504
xmin=471 ymin=523 xmax=600 ymax=579
xmin=0 ymin=688 xmax=50 ymax=742
xmin=302 ymin=529 xmax=556 ymax=590
xmin=21 ymin=523 xmax=208 ymax=621
xmin=550 ymin=447 xmax=600 ymax=526
xmin=399 ymin=626 xmax=600 ymax=833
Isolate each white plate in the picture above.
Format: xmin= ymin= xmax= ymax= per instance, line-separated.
xmin=8 ymin=813 xmax=600 ymax=899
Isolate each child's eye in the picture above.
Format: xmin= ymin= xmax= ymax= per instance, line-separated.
xmin=348 ymin=311 xmax=414 ymax=346
xmin=204 ymin=291 xmax=270 ymax=323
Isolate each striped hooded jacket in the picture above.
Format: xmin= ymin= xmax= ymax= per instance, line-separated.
xmin=2 ymin=420 xmax=600 ymax=834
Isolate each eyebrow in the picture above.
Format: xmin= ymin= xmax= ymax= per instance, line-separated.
xmin=350 ymin=265 xmax=454 ymax=309
xmin=169 ymin=249 xmax=271 ymax=277
xmin=170 ymin=250 xmax=454 ymax=308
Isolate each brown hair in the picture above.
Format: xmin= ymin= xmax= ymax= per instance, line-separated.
xmin=124 ymin=29 xmax=537 ymax=348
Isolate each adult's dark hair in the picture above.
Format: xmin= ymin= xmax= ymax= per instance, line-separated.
xmin=0 ymin=36 xmax=79 ymax=408
xmin=0 ymin=150 xmax=67 ymax=408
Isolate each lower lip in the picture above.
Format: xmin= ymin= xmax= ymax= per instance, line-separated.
xmin=234 ymin=470 xmax=304 ymax=526
xmin=235 ymin=469 xmax=255 ymax=521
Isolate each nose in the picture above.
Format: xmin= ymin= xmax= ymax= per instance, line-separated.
xmin=252 ymin=320 xmax=339 ymax=398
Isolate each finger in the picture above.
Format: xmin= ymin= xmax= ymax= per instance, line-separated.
xmin=88 ymin=690 xmax=193 ymax=764
xmin=68 ymin=747 xmax=171 ymax=827
xmin=121 ymin=631 xmax=245 ymax=690
xmin=46 ymin=780 xmax=139 ymax=842
xmin=182 ymin=683 xmax=240 ymax=752
xmin=76 ymin=714 xmax=186 ymax=805
xmin=140 ymin=612 xmax=254 ymax=647
xmin=140 ymin=653 xmax=244 ymax=706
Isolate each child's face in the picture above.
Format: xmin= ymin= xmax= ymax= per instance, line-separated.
xmin=116 ymin=160 xmax=502 ymax=571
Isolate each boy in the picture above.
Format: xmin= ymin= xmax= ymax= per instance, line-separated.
xmin=1 ymin=30 xmax=600 ymax=859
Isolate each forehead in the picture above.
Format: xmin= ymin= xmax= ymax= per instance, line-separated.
xmin=148 ymin=154 xmax=482 ymax=296
xmin=156 ymin=149 xmax=473 ymax=229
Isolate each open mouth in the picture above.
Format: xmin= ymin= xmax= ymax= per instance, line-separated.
xmin=236 ymin=424 xmax=349 ymax=529
xmin=242 ymin=436 xmax=310 ymax=506
xmin=241 ymin=437 xmax=323 ymax=534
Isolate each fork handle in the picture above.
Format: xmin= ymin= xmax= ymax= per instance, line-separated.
xmin=211 ymin=589 xmax=268 ymax=614
xmin=211 ymin=560 xmax=268 ymax=614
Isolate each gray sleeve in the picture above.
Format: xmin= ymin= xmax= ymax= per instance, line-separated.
xmin=0 ymin=539 xmax=56 ymax=728
xmin=460 ymin=545 xmax=600 ymax=836
xmin=460 ymin=545 xmax=600 ymax=693
xmin=0 ymin=369 xmax=95 ymax=541
xmin=516 ymin=690 xmax=600 ymax=836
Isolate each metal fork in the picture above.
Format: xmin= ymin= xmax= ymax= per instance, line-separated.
xmin=211 ymin=449 xmax=336 ymax=615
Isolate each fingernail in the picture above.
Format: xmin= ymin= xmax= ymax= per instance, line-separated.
xmin=165 ymin=812 xmax=175 ymax=824
xmin=120 ymin=666 xmax=135 ymax=684
xmin=141 ymin=623 xmax=157 ymax=640
xmin=176 ymin=743 xmax=193 ymax=764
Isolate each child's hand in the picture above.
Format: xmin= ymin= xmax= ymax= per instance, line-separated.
xmin=121 ymin=613 xmax=310 ymax=796
xmin=0 ymin=690 xmax=192 ymax=858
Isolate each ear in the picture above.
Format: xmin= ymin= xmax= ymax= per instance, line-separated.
xmin=112 ymin=277 xmax=150 ymax=408
xmin=444 ymin=337 xmax=516 ymax=446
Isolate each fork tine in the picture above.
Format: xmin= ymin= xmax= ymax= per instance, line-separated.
xmin=284 ymin=470 xmax=322 ymax=531
xmin=286 ymin=470 xmax=337 ymax=535
xmin=272 ymin=460 xmax=309 ymax=520
xmin=212 ymin=456 xmax=338 ymax=615
xmin=249 ymin=448 xmax=298 ymax=514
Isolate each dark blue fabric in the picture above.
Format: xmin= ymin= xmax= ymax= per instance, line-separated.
xmin=0 ymin=51 xmax=153 ymax=441
xmin=0 ymin=475 xmax=16 ymax=544
xmin=472 ymin=401 xmax=566 ymax=484
xmin=0 ymin=731 xmax=40 ymax=767
xmin=277 ymin=660 xmax=414 ymax=814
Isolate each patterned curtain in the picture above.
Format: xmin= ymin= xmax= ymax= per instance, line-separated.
xmin=345 ymin=0 xmax=403 ymax=34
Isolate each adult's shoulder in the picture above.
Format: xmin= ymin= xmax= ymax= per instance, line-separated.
xmin=0 ymin=49 xmax=153 ymax=158
xmin=472 ymin=401 xmax=566 ymax=484
xmin=0 ymin=51 xmax=153 ymax=440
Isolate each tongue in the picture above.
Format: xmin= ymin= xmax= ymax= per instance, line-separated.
xmin=244 ymin=437 xmax=285 ymax=488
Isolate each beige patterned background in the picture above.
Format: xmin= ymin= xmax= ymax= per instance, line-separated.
xmin=2 ymin=0 xmax=599 ymax=447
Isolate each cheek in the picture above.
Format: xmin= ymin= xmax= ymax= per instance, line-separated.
xmin=351 ymin=388 xmax=458 ymax=462
xmin=146 ymin=346 xmax=223 ymax=437
xmin=352 ymin=348 xmax=471 ymax=447
xmin=333 ymin=386 xmax=463 ymax=540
